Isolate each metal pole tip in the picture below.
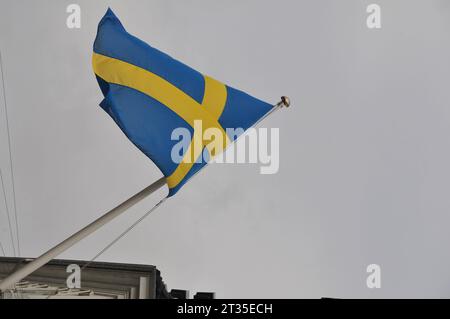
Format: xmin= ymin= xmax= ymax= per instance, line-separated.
xmin=281 ymin=96 xmax=290 ymax=108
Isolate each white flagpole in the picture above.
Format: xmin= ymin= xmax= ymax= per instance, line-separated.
xmin=0 ymin=177 xmax=167 ymax=291
xmin=0 ymin=97 xmax=290 ymax=292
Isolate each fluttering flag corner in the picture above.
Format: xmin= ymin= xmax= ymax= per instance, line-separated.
xmin=93 ymin=8 xmax=274 ymax=197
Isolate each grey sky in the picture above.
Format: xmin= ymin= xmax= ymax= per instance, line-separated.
xmin=1 ymin=0 xmax=450 ymax=298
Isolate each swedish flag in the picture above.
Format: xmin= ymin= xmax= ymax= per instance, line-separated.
xmin=93 ymin=9 xmax=273 ymax=196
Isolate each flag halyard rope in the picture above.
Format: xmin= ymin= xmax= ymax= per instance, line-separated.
xmin=81 ymin=198 xmax=167 ymax=271
xmin=0 ymin=168 xmax=16 ymax=256
xmin=0 ymin=51 xmax=19 ymax=257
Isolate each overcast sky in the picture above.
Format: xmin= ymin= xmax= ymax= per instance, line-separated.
xmin=1 ymin=0 xmax=450 ymax=298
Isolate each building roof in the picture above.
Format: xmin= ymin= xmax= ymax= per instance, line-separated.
xmin=0 ymin=257 xmax=171 ymax=299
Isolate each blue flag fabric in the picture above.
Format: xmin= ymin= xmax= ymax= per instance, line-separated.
xmin=93 ymin=9 xmax=273 ymax=196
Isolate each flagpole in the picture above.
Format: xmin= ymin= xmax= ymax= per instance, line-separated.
xmin=0 ymin=177 xmax=167 ymax=291
xmin=0 ymin=96 xmax=290 ymax=292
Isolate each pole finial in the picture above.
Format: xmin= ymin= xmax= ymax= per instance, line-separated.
xmin=280 ymin=96 xmax=290 ymax=108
